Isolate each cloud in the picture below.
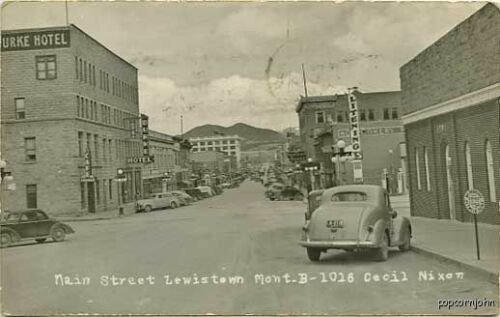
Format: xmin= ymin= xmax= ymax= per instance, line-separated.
xmin=138 ymin=73 xmax=347 ymax=135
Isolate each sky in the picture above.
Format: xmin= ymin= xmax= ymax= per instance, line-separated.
xmin=1 ymin=1 xmax=484 ymax=135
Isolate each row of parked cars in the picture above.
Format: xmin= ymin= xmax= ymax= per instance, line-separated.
xmin=136 ymin=186 xmax=224 ymax=213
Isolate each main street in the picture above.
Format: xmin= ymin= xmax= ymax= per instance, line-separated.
xmin=1 ymin=181 xmax=497 ymax=315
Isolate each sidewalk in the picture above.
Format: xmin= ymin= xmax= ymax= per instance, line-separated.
xmin=55 ymin=202 xmax=136 ymax=222
xmin=391 ymin=194 xmax=499 ymax=283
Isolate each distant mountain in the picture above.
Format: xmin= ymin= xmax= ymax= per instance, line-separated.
xmin=183 ymin=123 xmax=286 ymax=151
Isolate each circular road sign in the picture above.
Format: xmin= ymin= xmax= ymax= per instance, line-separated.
xmin=464 ymin=189 xmax=485 ymax=215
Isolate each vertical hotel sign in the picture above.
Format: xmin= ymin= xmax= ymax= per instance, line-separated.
xmin=348 ymin=91 xmax=364 ymax=183
xmin=1 ymin=30 xmax=70 ymax=51
xmin=141 ymin=114 xmax=151 ymax=159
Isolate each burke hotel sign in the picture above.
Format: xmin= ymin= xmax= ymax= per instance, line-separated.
xmin=1 ymin=30 xmax=70 ymax=51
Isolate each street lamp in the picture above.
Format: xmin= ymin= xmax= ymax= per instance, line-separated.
xmin=304 ymin=158 xmax=318 ymax=191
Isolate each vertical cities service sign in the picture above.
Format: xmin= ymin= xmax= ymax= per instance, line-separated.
xmin=1 ymin=30 xmax=70 ymax=51
xmin=348 ymin=91 xmax=364 ymax=183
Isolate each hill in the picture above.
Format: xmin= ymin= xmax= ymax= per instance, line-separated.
xmin=182 ymin=123 xmax=286 ymax=151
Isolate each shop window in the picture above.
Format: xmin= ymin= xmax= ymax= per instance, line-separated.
xmin=465 ymin=142 xmax=474 ymax=190
xmin=24 ymin=137 xmax=36 ymax=161
xmin=35 ymin=55 xmax=57 ymax=80
xmin=424 ymin=147 xmax=431 ymax=191
xmin=359 ymin=109 xmax=366 ymax=121
xmin=485 ymin=140 xmax=497 ymax=202
xmin=15 ymin=98 xmax=25 ymax=119
xmin=415 ymin=148 xmax=421 ymax=190
xmin=316 ymin=111 xmax=325 ymax=124
xmin=26 ymin=184 xmax=37 ymax=209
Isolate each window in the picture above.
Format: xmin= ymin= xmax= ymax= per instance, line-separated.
xmin=108 ymin=179 xmax=113 ymax=200
xmin=26 ymin=184 xmax=37 ymax=209
xmin=383 ymin=108 xmax=390 ymax=120
xmin=78 ymin=132 xmax=84 ymax=157
xmin=359 ymin=109 xmax=366 ymax=121
xmin=465 ymin=142 xmax=474 ymax=190
xmin=424 ymin=147 xmax=431 ymax=191
xmin=75 ymin=56 xmax=79 ymax=80
xmin=415 ymin=148 xmax=421 ymax=190
xmin=36 ymin=55 xmax=57 ymax=80
xmin=92 ymin=65 xmax=96 ymax=86
xmin=80 ymin=182 xmax=86 ymax=208
xmin=102 ymin=138 xmax=107 ymax=162
xmin=391 ymin=108 xmax=399 ymax=120
xmin=76 ymin=96 xmax=81 ymax=117
xmin=368 ymin=109 xmax=375 ymax=121
xmin=108 ymin=139 xmax=112 ymax=161
xmin=25 ymin=137 xmax=36 ymax=161
xmin=85 ymin=99 xmax=89 ymax=118
xmin=79 ymin=58 xmax=83 ymax=81
xmin=95 ymin=179 xmax=100 ymax=204
xmin=315 ymin=111 xmax=325 ymax=124
xmin=15 ymin=98 xmax=25 ymax=119
xmin=94 ymin=134 xmax=99 ymax=161
xmin=336 ymin=112 xmax=344 ymax=123
xmin=83 ymin=60 xmax=87 ymax=83
xmin=86 ymin=133 xmax=91 ymax=154
xmin=485 ymin=140 xmax=497 ymax=202
xmin=331 ymin=191 xmax=367 ymax=202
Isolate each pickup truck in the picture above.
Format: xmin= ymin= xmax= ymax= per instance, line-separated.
xmin=136 ymin=192 xmax=181 ymax=212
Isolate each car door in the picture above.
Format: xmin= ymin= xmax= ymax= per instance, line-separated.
xmin=15 ymin=211 xmax=40 ymax=238
xmin=34 ymin=211 xmax=55 ymax=236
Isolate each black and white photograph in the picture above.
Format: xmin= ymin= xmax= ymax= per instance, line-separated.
xmin=0 ymin=1 xmax=499 ymax=315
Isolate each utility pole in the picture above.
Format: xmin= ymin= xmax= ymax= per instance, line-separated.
xmin=180 ymin=115 xmax=184 ymax=137
xmin=302 ymin=64 xmax=308 ymax=97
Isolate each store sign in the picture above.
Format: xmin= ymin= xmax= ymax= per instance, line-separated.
xmin=1 ymin=30 xmax=70 ymax=51
xmin=348 ymin=93 xmax=362 ymax=160
xmin=141 ymin=114 xmax=150 ymax=157
xmin=127 ymin=156 xmax=154 ymax=164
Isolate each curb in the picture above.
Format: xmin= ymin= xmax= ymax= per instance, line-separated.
xmin=410 ymin=246 xmax=499 ymax=284
xmin=56 ymin=214 xmax=135 ymax=223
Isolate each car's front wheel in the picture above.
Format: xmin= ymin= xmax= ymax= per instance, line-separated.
xmin=144 ymin=205 xmax=153 ymax=213
xmin=374 ymin=232 xmax=389 ymax=261
xmin=51 ymin=227 xmax=66 ymax=242
xmin=171 ymin=202 xmax=178 ymax=209
xmin=399 ymin=226 xmax=411 ymax=252
xmin=1 ymin=232 xmax=12 ymax=248
xmin=36 ymin=238 xmax=47 ymax=243
xmin=306 ymin=248 xmax=321 ymax=262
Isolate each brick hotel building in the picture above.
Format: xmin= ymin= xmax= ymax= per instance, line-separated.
xmin=1 ymin=25 xmax=144 ymax=215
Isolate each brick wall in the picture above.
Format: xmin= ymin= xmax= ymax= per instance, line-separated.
xmin=400 ymin=3 xmax=500 ymax=115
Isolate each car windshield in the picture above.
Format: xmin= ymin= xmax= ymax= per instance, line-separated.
xmin=331 ymin=191 xmax=368 ymax=202
xmin=2 ymin=212 xmax=21 ymax=221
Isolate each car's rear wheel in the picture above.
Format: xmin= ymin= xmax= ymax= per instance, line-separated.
xmin=51 ymin=227 xmax=66 ymax=242
xmin=399 ymin=226 xmax=411 ymax=252
xmin=36 ymin=238 xmax=47 ymax=243
xmin=374 ymin=232 xmax=389 ymax=261
xmin=171 ymin=202 xmax=178 ymax=209
xmin=306 ymin=248 xmax=321 ymax=262
xmin=1 ymin=233 xmax=12 ymax=248
xmin=144 ymin=205 xmax=152 ymax=213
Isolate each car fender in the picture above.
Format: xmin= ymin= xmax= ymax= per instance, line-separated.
xmin=59 ymin=223 xmax=75 ymax=234
xmin=1 ymin=227 xmax=21 ymax=242
xmin=392 ymin=216 xmax=411 ymax=245
xmin=50 ymin=223 xmax=73 ymax=235
xmin=368 ymin=218 xmax=387 ymax=246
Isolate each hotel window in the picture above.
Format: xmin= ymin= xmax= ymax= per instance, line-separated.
xmin=230 ymin=140 xmax=235 ymax=144
xmin=108 ymin=179 xmax=113 ymax=200
xmin=25 ymin=137 xmax=37 ymax=161
xmin=94 ymin=134 xmax=99 ymax=161
xmin=315 ymin=111 xmax=325 ymax=124
xmin=102 ymin=138 xmax=107 ymax=162
xmin=359 ymin=109 xmax=366 ymax=121
xmin=83 ymin=60 xmax=87 ymax=83
xmin=85 ymin=99 xmax=89 ymax=118
xmin=99 ymin=70 xmax=103 ymax=89
xmin=86 ymin=133 xmax=91 ymax=154
xmin=78 ymin=132 xmax=84 ymax=157
xmin=230 ymin=145 xmax=236 ymax=150
xmin=75 ymin=56 xmax=79 ymax=80
xmin=391 ymin=108 xmax=399 ymax=119
xmin=94 ymin=101 xmax=98 ymax=120
xmin=26 ymin=184 xmax=37 ymax=209
xmin=35 ymin=55 xmax=57 ymax=80
xmin=92 ymin=65 xmax=96 ymax=86
xmin=424 ymin=147 xmax=431 ymax=191
xmin=368 ymin=109 xmax=375 ymax=121
xmin=415 ymin=148 xmax=421 ymax=190
xmin=465 ymin=142 xmax=474 ymax=190
xmin=79 ymin=58 xmax=83 ymax=81
xmin=336 ymin=111 xmax=344 ymax=123
xmin=15 ymin=98 xmax=25 ymax=119
xmin=383 ymin=108 xmax=390 ymax=120
xmin=485 ymin=140 xmax=497 ymax=202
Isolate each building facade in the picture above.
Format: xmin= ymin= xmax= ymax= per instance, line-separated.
xmin=190 ymin=135 xmax=242 ymax=168
xmin=400 ymin=3 xmax=500 ymax=224
xmin=1 ymin=25 xmax=144 ymax=216
xmin=296 ymin=91 xmax=406 ymax=190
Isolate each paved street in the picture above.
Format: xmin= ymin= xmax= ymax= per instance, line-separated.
xmin=1 ymin=181 xmax=497 ymax=315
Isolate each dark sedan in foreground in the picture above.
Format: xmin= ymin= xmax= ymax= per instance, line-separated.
xmin=0 ymin=210 xmax=75 ymax=248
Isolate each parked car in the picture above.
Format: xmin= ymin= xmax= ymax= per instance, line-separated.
xmin=0 ymin=210 xmax=75 ymax=248
xmin=169 ymin=190 xmax=194 ymax=206
xmin=221 ymin=182 xmax=231 ymax=189
xmin=184 ymin=188 xmax=205 ymax=200
xmin=274 ymin=186 xmax=304 ymax=201
xmin=299 ymin=185 xmax=412 ymax=262
xmin=196 ymin=186 xmax=215 ymax=198
xmin=136 ymin=192 xmax=181 ymax=212
xmin=264 ymin=182 xmax=285 ymax=200
xmin=212 ymin=185 xmax=223 ymax=195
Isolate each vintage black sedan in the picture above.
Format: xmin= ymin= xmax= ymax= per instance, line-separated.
xmin=299 ymin=185 xmax=411 ymax=262
xmin=0 ymin=210 xmax=75 ymax=248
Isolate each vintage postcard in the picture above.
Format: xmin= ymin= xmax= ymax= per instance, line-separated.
xmin=0 ymin=1 xmax=499 ymax=315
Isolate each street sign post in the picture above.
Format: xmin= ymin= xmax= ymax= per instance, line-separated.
xmin=464 ymin=189 xmax=485 ymax=260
